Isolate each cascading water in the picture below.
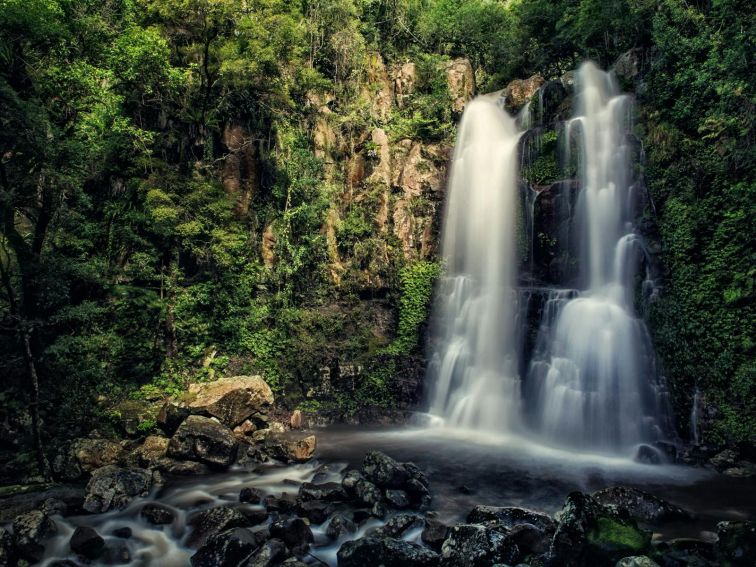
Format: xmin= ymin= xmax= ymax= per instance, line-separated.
xmin=526 ymin=62 xmax=672 ymax=453
xmin=426 ymin=97 xmax=523 ymax=431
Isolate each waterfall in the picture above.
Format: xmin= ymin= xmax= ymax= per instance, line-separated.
xmin=526 ymin=62 xmax=672 ymax=453
xmin=426 ymin=97 xmax=523 ymax=431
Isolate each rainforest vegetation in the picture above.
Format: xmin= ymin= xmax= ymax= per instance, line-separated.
xmin=0 ymin=0 xmax=753 ymax=480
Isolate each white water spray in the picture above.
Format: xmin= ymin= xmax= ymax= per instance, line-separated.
xmin=426 ymin=98 xmax=523 ymax=431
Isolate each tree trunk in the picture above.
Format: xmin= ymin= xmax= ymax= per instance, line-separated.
xmin=21 ymin=324 xmax=53 ymax=481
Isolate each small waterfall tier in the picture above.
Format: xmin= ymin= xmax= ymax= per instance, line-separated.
xmin=426 ymin=98 xmax=523 ymax=431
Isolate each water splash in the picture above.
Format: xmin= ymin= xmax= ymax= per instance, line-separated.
xmin=426 ymin=98 xmax=523 ymax=431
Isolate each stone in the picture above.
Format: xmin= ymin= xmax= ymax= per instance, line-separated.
xmin=187 ymin=506 xmax=251 ymax=548
xmin=69 ymin=526 xmax=105 ymax=559
xmin=154 ymin=457 xmax=212 ymax=475
xmin=296 ymin=500 xmax=334 ymax=524
xmin=361 ymin=451 xmax=410 ymax=489
xmin=140 ymin=502 xmax=175 ymax=525
xmin=616 ymin=556 xmax=660 ymax=567
xmin=422 ymin=516 xmax=449 ymax=551
xmin=241 ymin=507 xmax=269 ymax=526
xmin=440 ymin=524 xmax=519 ymax=567
xmin=338 ymin=536 xmax=439 ymax=567
xmin=112 ymin=527 xmax=132 ymax=539
xmin=326 ymin=514 xmax=356 ymax=539
xmin=467 ymin=505 xmax=556 ymax=533
xmin=117 ymin=399 xmax=160 ymax=437
xmin=186 ymin=376 xmax=274 ymax=427
xmin=157 ymin=401 xmax=191 ymax=435
xmin=385 ymin=489 xmax=410 ymax=509
xmin=717 ymin=520 xmax=756 ymax=566
xmin=298 ymin=482 xmax=345 ymax=502
xmin=592 ymin=487 xmax=692 ymax=523
xmin=634 ymin=444 xmax=663 ymax=464
xmin=446 ymin=58 xmax=475 ymax=112
xmin=83 ymin=466 xmax=152 ymax=513
xmin=102 ymin=541 xmax=131 ymax=564
xmin=239 ymin=487 xmax=264 ymax=504
xmin=354 ymin=479 xmax=382 ymax=506
xmin=0 ymin=527 xmax=16 ymax=566
xmin=709 ymin=449 xmax=738 ymax=471
xmin=12 ymin=510 xmax=57 ymax=562
xmin=131 ymin=435 xmax=169 ymax=467
xmin=502 ymin=74 xmax=546 ymax=110
xmin=613 ymin=48 xmax=643 ymax=82
xmin=290 ymin=410 xmax=303 ymax=429
xmin=264 ymin=493 xmax=297 ymax=513
xmin=393 ymin=61 xmax=417 ymax=105
xmin=371 ymin=514 xmax=424 ymax=538
xmin=167 ymin=415 xmax=239 ymax=468
xmin=190 ymin=527 xmax=258 ymax=567
xmin=266 ymin=434 xmax=317 ymax=463
xmin=508 ymin=523 xmax=551 ymax=556
xmin=270 ymin=518 xmax=313 ymax=555
xmin=342 ymin=469 xmax=363 ymax=496
xmin=54 ymin=438 xmax=125 ymax=480
xmin=248 ymin=538 xmax=287 ymax=567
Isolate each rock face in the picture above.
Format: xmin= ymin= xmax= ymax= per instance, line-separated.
xmin=446 ymin=58 xmax=475 ymax=112
xmin=167 ymin=415 xmax=239 ymax=468
xmin=502 ymin=74 xmax=546 ymax=110
xmin=338 ymin=536 xmax=439 ymax=567
xmin=186 ymin=375 xmax=274 ymax=428
xmin=83 ymin=465 xmax=153 ymax=513
xmin=592 ymin=486 xmax=692 ymax=523
xmin=12 ymin=510 xmax=57 ymax=562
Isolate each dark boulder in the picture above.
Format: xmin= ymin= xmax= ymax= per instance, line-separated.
xmin=69 ymin=526 xmax=105 ymax=559
xmin=326 ymin=514 xmax=356 ymax=540
xmin=240 ymin=507 xmax=269 ymax=526
xmin=239 ymin=487 xmax=264 ymax=504
xmin=112 ymin=527 xmax=132 ymax=539
xmin=440 ymin=523 xmax=519 ymax=567
xmin=187 ymin=506 xmax=250 ymax=548
xmin=263 ymin=492 xmax=297 ymax=513
xmin=167 ymin=415 xmax=239 ymax=468
xmin=385 ymin=489 xmax=410 ymax=509
xmin=248 ymin=538 xmax=287 ymax=567
xmin=12 ymin=510 xmax=58 ymax=562
xmin=298 ymin=481 xmax=346 ymax=502
xmin=354 ymin=479 xmax=382 ymax=506
xmin=190 ymin=527 xmax=258 ymax=567
xmin=370 ymin=514 xmax=424 ymax=538
xmin=467 ymin=505 xmax=556 ymax=533
xmin=101 ymin=541 xmax=132 ymax=564
xmin=270 ymin=518 xmax=313 ymax=555
xmin=592 ymin=487 xmax=692 ymax=523
xmin=508 ymin=523 xmax=551 ymax=556
xmin=157 ymin=401 xmax=191 ymax=436
xmin=154 ymin=457 xmax=212 ymax=476
xmin=616 ymin=557 xmax=660 ymax=567
xmin=83 ymin=465 xmax=153 ymax=513
xmin=362 ymin=451 xmax=410 ymax=488
xmin=141 ymin=502 xmax=176 ymax=525
xmin=717 ymin=520 xmax=756 ymax=566
xmin=296 ymin=500 xmax=334 ymax=524
xmin=341 ymin=469 xmax=363 ymax=497
xmin=338 ymin=536 xmax=439 ymax=567
xmin=422 ymin=515 xmax=449 ymax=551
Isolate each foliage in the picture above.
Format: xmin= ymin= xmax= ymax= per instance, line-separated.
xmin=387 ymin=261 xmax=442 ymax=355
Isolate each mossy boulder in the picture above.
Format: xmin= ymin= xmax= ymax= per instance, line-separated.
xmin=586 ymin=516 xmax=651 ymax=564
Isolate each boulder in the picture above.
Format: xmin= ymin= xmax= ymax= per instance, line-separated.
xmin=508 ymin=523 xmax=551 ymax=556
xmin=54 ymin=438 xmax=125 ymax=480
xmin=239 ymin=487 xmax=264 ymax=504
xmin=298 ymin=481 xmax=345 ymax=502
xmin=12 ymin=510 xmax=57 ymax=562
xmin=187 ymin=506 xmax=251 ymax=548
xmin=101 ymin=541 xmax=131 ymax=564
xmin=616 ymin=557 xmax=660 ymax=567
xmin=613 ymin=48 xmax=643 ymax=83
xmin=709 ymin=449 xmax=738 ymax=471
xmin=503 ymin=74 xmax=546 ymax=110
xmin=326 ymin=514 xmax=356 ymax=540
xmin=290 ymin=410 xmax=303 ymax=429
xmin=83 ymin=466 xmax=152 ymax=513
xmin=592 ymin=487 xmax=692 ymax=523
xmin=342 ymin=469 xmax=364 ymax=497
xmin=264 ymin=493 xmax=297 ymax=513
xmin=157 ymin=401 xmax=191 ymax=436
xmin=422 ymin=515 xmax=449 ymax=551
xmin=167 ymin=415 xmax=239 ymax=468
xmin=266 ymin=434 xmax=317 ymax=463
xmin=117 ymin=399 xmax=160 ymax=437
xmin=185 ymin=376 xmax=273 ymax=428
xmin=354 ymin=479 xmax=382 ymax=506
xmin=338 ymin=536 xmax=439 ymax=567
xmin=0 ymin=485 xmax=85 ymax=523
xmin=140 ymin=502 xmax=175 ymax=525
xmin=270 ymin=518 xmax=313 ymax=555
xmin=241 ymin=508 xmax=269 ymax=526
xmin=69 ymin=526 xmax=105 ymax=559
xmin=248 ymin=538 xmax=287 ymax=567
xmin=370 ymin=514 xmax=423 ymax=538
xmin=440 ymin=523 xmax=519 ymax=567
xmin=717 ymin=520 xmax=756 ymax=566
xmin=154 ymin=457 xmax=212 ymax=476
xmin=446 ymin=58 xmax=475 ymax=113
xmin=467 ymin=505 xmax=556 ymax=533
xmin=190 ymin=527 xmax=258 ymax=567
xmin=385 ymin=489 xmax=410 ymax=509
xmin=296 ymin=500 xmax=334 ymax=524
xmin=130 ymin=435 xmax=169 ymax=467
xmin=362 ymin=451 xmax=411 ymax=489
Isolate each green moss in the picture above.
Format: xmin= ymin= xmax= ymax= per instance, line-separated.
xmin=386 ymin=261 xmax=442 ymax=355
xmin=587 ymin=516 xmax=650 ymax=554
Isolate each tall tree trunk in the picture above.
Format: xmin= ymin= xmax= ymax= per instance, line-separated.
xmin=21 ymin=323 xmax=52 ymax=480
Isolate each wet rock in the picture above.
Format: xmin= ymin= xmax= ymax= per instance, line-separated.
xmin=297 ymin=500 xmax=334 ymax=524
xmin=157 ymin=401 xmax=191 ymax=436
xmin=406 ymin=477 xmax=432 ymax=507
xmin=266 ymin=434 xmax=317 ymax=463
xmin=190 ymin=527 xmax=258 ymax=567
xmin=48 ymin=561 xmax=81 ymax=567
xmin=422 ymin=515 xmax=449 ymax=551
xmin=362 ymin=451 xmax=410 ymax=488
xmin=616 ymin=556 xmax=660 ymax=567
xmin=508 ymin=523 xmax=551 ymax=556
xmin=140 ymin=502 xmax=175 ymax=525
xmin=503 ymin=74 xmax=546 ymax=111
xmin=117 ymin=399 xmax=160 ymax=437
xmin=385 ymin=489 xmax=410 ymax=509
xmin=0 ymin=486 xmax=86 ymax=523
xmin=131 ymin=435 xmax=169 ymax=467
xmin=54 ymin=438 xmax=125 ymax=480
xmin=326 ymin=514 xmax=356 ymax=539
xmin=240 ymin=507 xmax=269 ymax=526
xmin=634 ymin=444 xmax=664 ymax=464
xmin=102 ymin=541 xmax=131 ymax=564
xmin=249 ymin=538 xmax=287 ymax=567
xmin=440 ymin=523 xmax=519 ymax=567
xmin=12 ymin=510 xmax=57 ymax=562
xmin=233 ymin=419 xmax=257 ymax=437
xmin=717 ymin=520 xmax=756 ymax=566
xmin=298 ymin=481 xmax=345 ymax=502
xmin=83 ymin=465 xmax=152 ymax=513
xmin=592 ymin=487 xmax=692 ymax=523
xmin=112 ymin=527 xmax=132 ymax=539
xmin=154 ymin=457 xmax=212 ymax=475
xmin=467 ymin=505 xmax=556 ymax=533
xmin=709 ymin=449 xmax=738 ymax=471
xmin=70 ymin=526 xmax=105 ymax=559
xmin=187 ymin=506 xmax=251 ymax=548
xmin=338 ymin=536 xmax=439 ymax=567
xmin=613 ymin=48 xmax=643 ymax=83
xmin=354 ymin=479 xmax=382 ymax=505
xmin=342 ymin=469 xmax=363 ymax=497
xmin=167 ymin=415 xmax=239 ymax=468
xmin=270 ymin=518 xmax=313 ymax=555
xmin=0 ymin=527 xmax=16 ymax=566
xmin=239 ymin=487 xmax=264 ymax=504
xmin=264 ymin=493 xmax=297 ymax=513
xmin=185 ymin=376 xmax=274 ymax=428
xmin=371 ymin=514 xmax=423 ymax=538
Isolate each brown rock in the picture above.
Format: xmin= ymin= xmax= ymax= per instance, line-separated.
xmin=72 ymin=439 xmax=125 ymax=473
xmin=290 ymin=410 xmax=303 ymax=429
xmin=167 ymin=415 xmax=239 ymax=468
xmin=446 ymin=58 xmax=475 ymax=112
xmin=233 ymin=420 xmax=257 ymax=437
xmin=222 ymin=123 xmax=258 ymax=217
xmin=393 ymin=61 xmax=417 ymax=106
xmin=502 ymin=74 xmax=545 ymax=110
xmin=130 ymin=436 xmax=169 ymax=467
xmin=267 ymin=434 xmax=317 ymax=463
xmin=261 ymin=224 xmax=277 ymax=268
xmin=186 ymin=376 xmax=274 ymax=428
